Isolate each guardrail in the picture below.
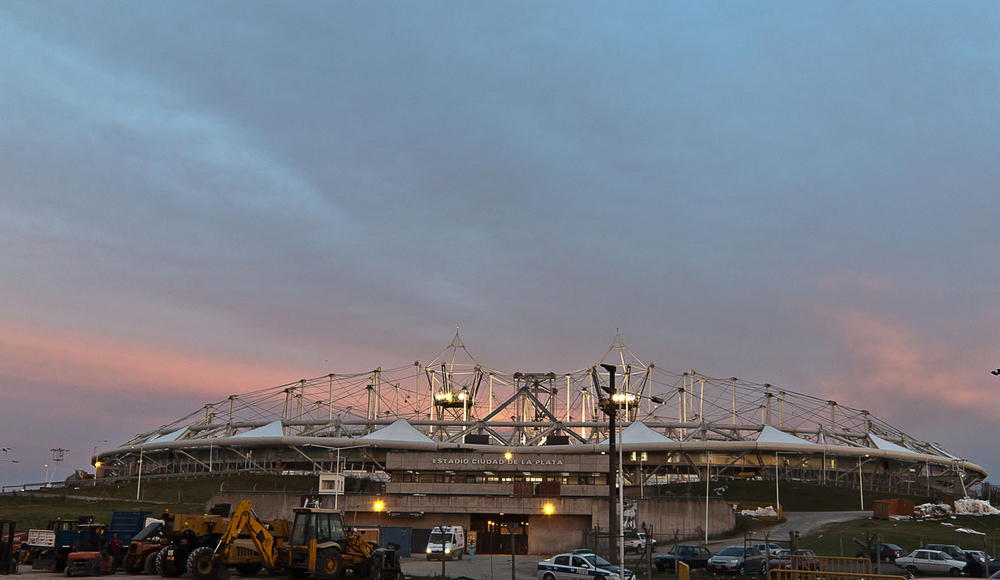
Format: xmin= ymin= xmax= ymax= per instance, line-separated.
xmin=769 ymin=562 xmax=904 ymax=580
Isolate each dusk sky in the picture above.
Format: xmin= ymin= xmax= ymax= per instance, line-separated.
xmin=2 ymin=2 xmax=999 ymax=489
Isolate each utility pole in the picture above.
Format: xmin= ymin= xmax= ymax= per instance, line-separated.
xmin=599 ymin=364 xmax=619 ymax=566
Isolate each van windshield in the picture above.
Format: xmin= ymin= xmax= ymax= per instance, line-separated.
xmin=429 ymin=533 xmax=453 ymax=543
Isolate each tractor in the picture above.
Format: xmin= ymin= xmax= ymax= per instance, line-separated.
xmin=64 ymin=523 xmax=114 ymax=577
xmin=186 ymin=500 xmax=395 ymax=580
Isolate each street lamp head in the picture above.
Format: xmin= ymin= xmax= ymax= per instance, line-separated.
xmin=373 ymin=500 xmax=385 ymax=512
xmin=543 ymin=503 xmax=554 ymax=515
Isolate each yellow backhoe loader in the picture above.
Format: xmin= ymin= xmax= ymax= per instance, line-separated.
xmin=188 ymin=500 xmax=396 ymax=580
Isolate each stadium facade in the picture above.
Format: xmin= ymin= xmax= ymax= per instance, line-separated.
xmin=93 ymin=332 xmax=985 ymax=553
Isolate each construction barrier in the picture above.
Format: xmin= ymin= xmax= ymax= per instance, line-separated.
xmin=770 ymin=567 xmax=905 ymax=580
xmin=678 ymin=561 xmax=690 ymax=580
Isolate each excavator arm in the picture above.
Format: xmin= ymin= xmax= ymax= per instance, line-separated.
xmin=215 ymin=500 xmax=277 ymax=569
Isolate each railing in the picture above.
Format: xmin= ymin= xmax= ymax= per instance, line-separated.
xmin=769 ymin=558 xmax=903 ymax=580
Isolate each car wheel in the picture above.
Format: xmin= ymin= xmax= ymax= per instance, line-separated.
xmin=760 ymin=562 xmax=767 ymax=575
xmin=905 ymin=566 xmax=918 ymax=576
xmin=738 ymin=565 xmax=746 ymax=575
xmin=949 ymin=568 xmax=961 ymax=577
xmin=543 ymin=574 xmax=556 ymax=580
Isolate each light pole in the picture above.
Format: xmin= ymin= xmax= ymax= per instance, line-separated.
xmin=136 ymin=448 xmax=144 ymax=501
xmin=775 ymin=452 xmax=781 ymax=515
xmin=93 ymin=440 xmax=107 ymax=486
xmin=373 ymin=499 xmax=385 ymax=547
xmin=859 ymin=455 xmax=866 ymax=511
xmin=330 ymin=444 xmax=370 ymax=510
xmin=599 ymin=364 xmax=619 ymax=566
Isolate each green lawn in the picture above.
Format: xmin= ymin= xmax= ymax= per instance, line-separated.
xmin=799 ymin=514 xmax=1000 ymax=557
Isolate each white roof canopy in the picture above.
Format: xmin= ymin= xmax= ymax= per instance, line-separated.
xmin=233 ymin=420 xmax=285 ymax=439
xmin=360 ymin=419 xmax=434 ymax=444
xmin=756 ymin=425 xmax=817 ymax=446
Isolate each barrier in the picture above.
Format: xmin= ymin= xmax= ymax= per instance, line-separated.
xmin=769 ymin=566 xmax=905 ymax=580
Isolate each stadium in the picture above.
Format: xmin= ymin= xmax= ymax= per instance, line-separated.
xmin=92 ymin=332 xmax=985 ymax=553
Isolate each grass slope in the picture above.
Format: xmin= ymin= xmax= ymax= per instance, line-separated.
xmin=0 ymin=474 xmax=317 ymax=528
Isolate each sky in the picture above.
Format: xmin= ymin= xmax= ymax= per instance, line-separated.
xmin=2 ymin=1 xmax=999 ymax=489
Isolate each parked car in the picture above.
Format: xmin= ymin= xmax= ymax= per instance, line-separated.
xmin=707 ymin=546 xmax=768 ymax=575
xmin=753 ymin=543 xmax=783 ymax=557
xmin=925 ymin=544 xmax=967 ymax=561
xmin=856 ymin=543 xmax=909 ymax=564
xmin=769 ymin=549 xmax=820 ymax=571
xmin=654 ymin=545 xmax=712 ymax=571
xmin=894 ymin=549 xmax=966 ymax=576
xmin=538 ymin=552 xmax=635 ymax=580
xmin=623 ymin=531 xmax=657 ymax=553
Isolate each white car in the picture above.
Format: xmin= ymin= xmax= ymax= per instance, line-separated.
xmin=753 ymin=543 xmax=783 ymax=557
xmin=538 ymin=551 xmax=635 ymax=580
xmin=623 ymin=531 xmax=657 ymax=553
xmin=895 ymin=549 xmax=967 ymax=576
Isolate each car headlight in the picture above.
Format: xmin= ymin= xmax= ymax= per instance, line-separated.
xmin=426 ymin=548 xmax=431 ymax=553
xmin=729 ymin=559 xmax=739 ymax=565
xmin=445 ymin=548 xmax=450 ymax=554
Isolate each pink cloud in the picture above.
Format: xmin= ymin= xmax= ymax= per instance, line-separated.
xmin=812 ymin=309 xmax=991 ymax=420
xmin=0 ymin=321 xmax=301 ymax=400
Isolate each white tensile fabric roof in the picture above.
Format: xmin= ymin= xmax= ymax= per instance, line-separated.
xmin=869 ymin=432 xmax=916 ymax=454
xmin=756 ymin=425 xmax=817 ymax=446
xmin=233 ymin=420 xmax=285 ymax=438
xmin=150 ymin=428 xmax=188 ymax=443
xmin=360 ymin=418 xmax=434 ymax=443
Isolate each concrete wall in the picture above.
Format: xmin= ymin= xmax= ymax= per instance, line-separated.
xmin=208 ymin=491 xmax=734 ymax=552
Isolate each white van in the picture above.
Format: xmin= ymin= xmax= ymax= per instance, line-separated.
xmin=426 ymin=526 xmax=465 ymax=560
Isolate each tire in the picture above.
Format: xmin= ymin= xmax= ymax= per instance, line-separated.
xmin=905 ymin=566 xmax=918 ymax=576
xmin=187 ymin=546 xmax=218 ymax=580
xmin=158 ymin=549 xmax=184 ymax=578
xmin=760 ymin=562 xmax=768 ymax=575
xmin=655 ymin=563 xmax=666 ymax=573
xmin=124 ymin=556 xmax=143 ymax=575
xmin=543 ymin=574 xmax=556 ymax=580
xmin=314 ymin=548 xmax=344 ymax=580
xmin=949 ymin=568 xmax=961 ymax=577
xmin=144 ymin=553 xmax=158 ymax=576
xmin=738 ymin=565 xmax=746 ymax=575
xmin=234 ymin=564 xmax=261 ymax=577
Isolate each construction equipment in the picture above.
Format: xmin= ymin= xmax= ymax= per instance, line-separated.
xmin=188 ymin=500 xmax=385 ymax=580
xmin=19 ymin=516 xmax=91 ymax=572
xmin=155 ymin=509 xmax=231 ymax=577
xmin=0 ymin=521 xmax=18 ymax=575
xmin=122 ymin=521 xmax=165 ymax=575
xmin=64 ymin=523 xmax=114 ymax=577
xmin=369 ymin=548 xmax=404 ymax=580
xmin=186 ymin=501 xmax=291 ymax=579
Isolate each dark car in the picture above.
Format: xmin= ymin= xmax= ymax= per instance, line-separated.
xmin=856 ymin=543 xmax=908 ymax=564
xmin=655 ymin=545 xmax=713 ymax=572
xmin=769 ymin=549 xmax=820 ymax=571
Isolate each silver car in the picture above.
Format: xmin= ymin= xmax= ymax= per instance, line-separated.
xmin=895 ymin=549 xmax=967 ymax=576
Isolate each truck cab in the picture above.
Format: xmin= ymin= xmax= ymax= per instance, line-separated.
xmin=426 ymin=526 xmax=465 ymax=561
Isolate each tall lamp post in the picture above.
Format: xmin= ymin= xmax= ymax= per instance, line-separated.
xmin=598 ymin=364 xmax=619 ymax=566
